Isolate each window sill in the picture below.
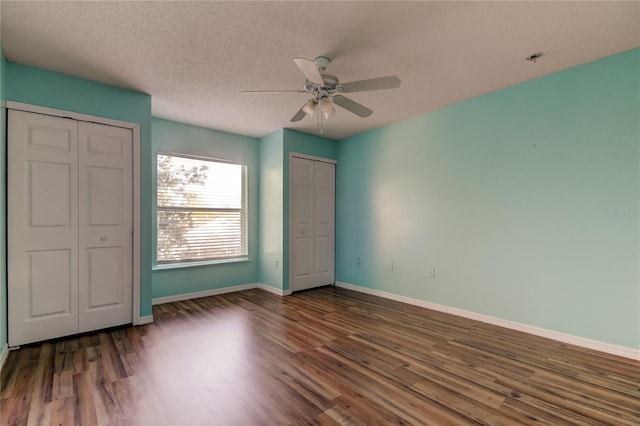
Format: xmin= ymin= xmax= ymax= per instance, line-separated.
xmin=153 ymin=257 xmax=250 ymax=271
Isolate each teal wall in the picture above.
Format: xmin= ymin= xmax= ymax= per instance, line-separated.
xmin=6 ymin=63 xmax=154 ymax=317
xmin=283 ymin=128 xmax=338 ymax=160
xmin=336 ymin=48 xmax=640 ymax=349
xmin=1 ymin=44 xmax=635 ymax=351
xmin=151 ymin=118 xmax=259 ymax=298
xmin=258 ymin=130 xmax=284 ymax=290
xmin=0 ymin=41 xmax=7 ymax=352
xmin=256 ymin=128 xmax=337 ymax=292
xmin=282 ymin=129 xmax=337 ymax=290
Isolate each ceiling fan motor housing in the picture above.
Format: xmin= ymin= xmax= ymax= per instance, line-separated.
xmin=305 ymin=73 xmax=340 ymax=97
xmin=321 ymin=74 xmax=339 ymax=89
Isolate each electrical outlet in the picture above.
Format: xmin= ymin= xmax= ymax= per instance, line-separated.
xmin=355 ymin=257 xmax=360 ymax=267
xmin=429 ymin=267 xmax=436 ymax=278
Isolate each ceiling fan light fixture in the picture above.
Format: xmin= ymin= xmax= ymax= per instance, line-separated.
xmin=321 ymin=97 xmax=335 ymax=119
xmin=302 ymin=99 xmax=316 ymax=117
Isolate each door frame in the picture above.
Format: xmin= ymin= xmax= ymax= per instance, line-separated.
xmin=288 ymin=152 xmax=336 ymax=293
xmin=7 ymin=101 xmax=143 ymax=325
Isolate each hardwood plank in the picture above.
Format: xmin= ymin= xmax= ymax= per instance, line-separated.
xmin=2 ymin=286 xmax=639 ymax=425
xmin=310 ymin=345 xmax=470 ymax=424
xmin=122 ymin=374 xmax=167 ymax=425
xmin=72 ymin=371 xmax=98 ymax=426
xmin=1 ymin=346 xmax=39 ymax=400
xmin=49 ymin=396 xmax=76 ymax=426
xmin=25 ymin=344 xmax=54 ymax=426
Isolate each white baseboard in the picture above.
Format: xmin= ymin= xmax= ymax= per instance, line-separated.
xmin=335 ymin=281 xmax=639 ymax=361
xmin=135 ymin=315 xmax=154 ymax=325
xmin=152 ymin=283 xmax=261 ymax=305
xmin=258 ymin=283 xmax=292 ymax=296
xmin=0 ymin=344 xmax=8 ymax=374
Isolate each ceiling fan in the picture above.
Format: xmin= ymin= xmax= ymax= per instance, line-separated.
xmin=243 ymin=56 xmax=401 ymax=132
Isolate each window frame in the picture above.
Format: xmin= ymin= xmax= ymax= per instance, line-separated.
xmin=156 ymin=151 xmax=248 ymax=266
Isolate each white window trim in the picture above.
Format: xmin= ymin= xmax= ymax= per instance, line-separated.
xmin=152 ymin=256 xmax=249 ymax=271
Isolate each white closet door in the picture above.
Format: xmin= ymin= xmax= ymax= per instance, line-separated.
xmin=312 ymin=161 xmax=335 ymax=286
xmin=291 ymin=157 xmax=335 ymax=291
xmin=292 ymin=158 xmax=315 ymax=290
xmin=8 ymin=111 xmax=134 ymax=346
xmin=78 ymin=122 xmax=133 ymax=332
xmin=8 ymin=110 xmax=80 ymax=346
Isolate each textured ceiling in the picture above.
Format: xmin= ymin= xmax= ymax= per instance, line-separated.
xmin=1 ymin=1 xmax=639 ymax=140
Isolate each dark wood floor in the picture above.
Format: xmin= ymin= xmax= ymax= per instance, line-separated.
xmin=1 ymin=287 xmax=639 ymax=425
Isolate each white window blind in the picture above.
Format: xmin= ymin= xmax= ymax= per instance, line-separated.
xmin=157 ymin=153 xmax=247 ymax=264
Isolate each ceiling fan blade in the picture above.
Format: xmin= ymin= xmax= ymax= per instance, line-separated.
xmin=332 ymin=95 xmax=373 ymax=118
xmin=339 ymin=76 xmax=401 ymax=93
xmin=293 ymin=58 xmax=325 ymax=85
xmin=290 ymin=106 xmax=307 ymax=122
xmin=242 ymin=90 xmax=305 ymax=94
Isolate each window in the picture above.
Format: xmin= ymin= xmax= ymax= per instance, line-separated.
xmin=157 ymin=153 xmax=247 ymax=264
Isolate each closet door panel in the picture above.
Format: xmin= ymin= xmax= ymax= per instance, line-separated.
xmin=28 ymin=249 xmax=73 ymax=315
xmin=8 ymin=110 xmax=79 ymax=346
xmin=78 ymin=122 xmax=133 ymax=332
xmin=312 ymin=161 xmax=335 ymax=286
xmin=86 ymin=247 xmax=124 ymax=307
xmin=291 ymin=158 xmax=315 ymax=290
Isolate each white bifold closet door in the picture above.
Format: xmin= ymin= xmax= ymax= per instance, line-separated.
xmin=291 ymin=157 xmax=335 ymax=292
xmin=8 ymin=110 xmax=133 ymax=346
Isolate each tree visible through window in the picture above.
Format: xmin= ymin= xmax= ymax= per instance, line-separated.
xmin=157 ymin=153 xmax=247 ymax=264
